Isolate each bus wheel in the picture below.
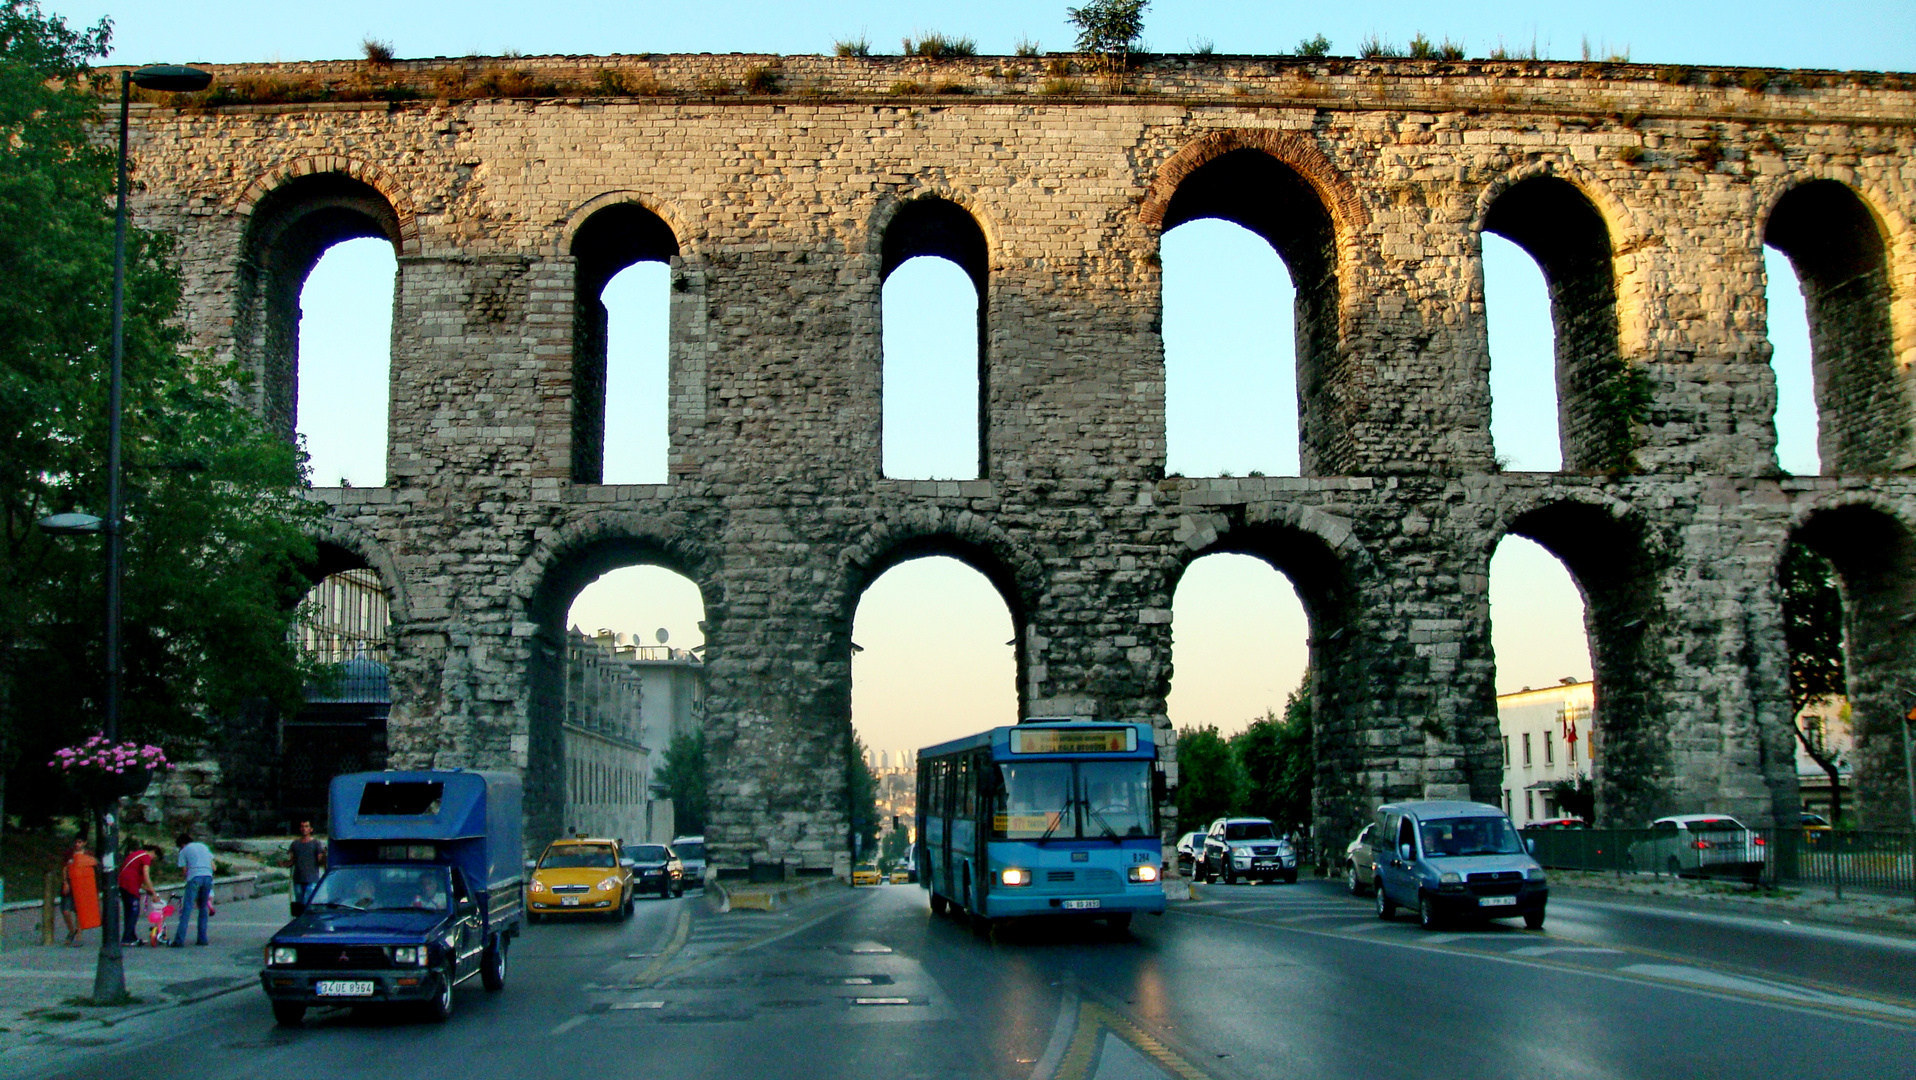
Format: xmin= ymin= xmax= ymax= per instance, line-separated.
xmin=930 ymin=893 xmax=948 ymax=917
xmin=970 ymin=912 xmax=994 ymax=938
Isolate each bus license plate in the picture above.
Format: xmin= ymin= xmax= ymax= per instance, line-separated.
xmin=1062 ymin=899 xmax=1100 ymax=910
xmin=1478 ymin=896 xmax=1516 ymax=907
xmin=316 ymin=980 xmax=375 ymax=997
xmin=561 ymin=897 xmax=580 ymax=906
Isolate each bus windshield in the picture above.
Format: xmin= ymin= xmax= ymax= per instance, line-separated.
xmin=990 ymin=760 xmax=1154 ymax=840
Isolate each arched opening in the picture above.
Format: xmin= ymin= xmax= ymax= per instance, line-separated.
xmin=851 ymin=553 xmax=1018 ymax=866
xmin=297 ymin=238 xmax=395 ymax=486
xmin=1160 ymin=149 xmax=1339 ymax=475
xmin=881 ymin=198 xmax=988 ymax=480
xmin=1500 ymin=502 xmax=1664 ymax=825
xmin=1167 ymin=553 xmax=1310 ymax=835
xmin=1481 ymin=177 xmax=1629 ymax=473
xmin=527 ymin=543 xmax=707 ymax=846
xmin=237 ymin=173 xmax=404 ymax=477
xmin=1766 ymin=247 xmax=1821 ymax=475
xmin=1789 ymin=506 xmax=1916 ymax=826
xmin=1488 ymin=536 xmax=1595 ymax=824
xmin=283 ymin=544 xmax=397 ymax=827
xmin=1764 ymin=181 xmax=1902 ymax=474
xmin=1162 ymin=220 xmax=1299 ymax=477
xmin=1483 ymin=234 xmax=1561 ymax=472
xmin=571 ymin=203 xmax=680 ymax=484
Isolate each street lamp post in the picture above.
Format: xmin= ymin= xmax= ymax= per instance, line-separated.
xmin=72 ymin=62 xmax=210 ymax=1006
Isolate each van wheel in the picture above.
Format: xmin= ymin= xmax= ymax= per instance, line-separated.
xmin=1523 ymin=909 xmax=1546 ymax=931
xmin=1418 ymin=893 xmax=1442 ymax=931
xmin=271 ymin=1002 xmax=305 ymax=1027
xmin=481 ymin=934 xmax=508 ymax=991
xmin=425 ymin=967 xmax=455 ymax=1023
xmin=1375 ymin=881 xmax=1396 ymax=920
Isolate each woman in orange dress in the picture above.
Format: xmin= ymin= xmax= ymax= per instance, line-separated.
xmin=61 ymin=836 xmax=101 ymax=945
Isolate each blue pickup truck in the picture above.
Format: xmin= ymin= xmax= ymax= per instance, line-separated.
xmin=259 ymin=770 xmax=524 ymax=1026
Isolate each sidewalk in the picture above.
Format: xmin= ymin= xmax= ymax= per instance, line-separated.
xmin=1546 ymin=869 xmax=1916 ymax=935
xmin=0 ymin=890 xmax=292 ymax=1054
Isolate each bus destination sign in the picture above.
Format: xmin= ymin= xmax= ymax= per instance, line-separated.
xmin=1009 ymin=727 xmax=1138 ymax=754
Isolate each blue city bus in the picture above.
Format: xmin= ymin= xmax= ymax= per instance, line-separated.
xmin=915 ymin=718 xmax=1167 ymax=930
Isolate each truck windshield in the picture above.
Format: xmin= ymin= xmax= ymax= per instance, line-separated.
xmin=1418 ymin=817 xmax=1525 ymax=857
xmin=308 ymin=865 xmax=451 ymax=912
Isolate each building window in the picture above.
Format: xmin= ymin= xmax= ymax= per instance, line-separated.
xmin=1544 ymin=733 xmax=1554 ymax=766
xmin=1522 ymin=733 xmax=1533 ymax=767
xmin=1502 ymin=789 xmax=1512 ymax=813
xmin=1525 ymin=790 xmax=1535 ymax=820
xmin=1502 ymin=736 xmax=1510 ymax=767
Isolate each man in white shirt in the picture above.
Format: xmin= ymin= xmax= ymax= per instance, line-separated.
xmin=171 ymin=832 xmax=215 ymax=947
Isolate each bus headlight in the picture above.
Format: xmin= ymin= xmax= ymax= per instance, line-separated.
xmin=1000 ymin=868 xmax=1031 ymax=887
xmin=1128 ymin=864 xmax=1159 ymax=883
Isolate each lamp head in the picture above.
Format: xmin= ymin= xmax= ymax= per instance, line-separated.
xmin=128 ymin=65 xmax=212 ymax=92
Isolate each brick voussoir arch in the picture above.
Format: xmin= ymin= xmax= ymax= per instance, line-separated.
xmin=836 ymin=506 xmax=1046 ymax=622
xmin=1139 ymin=128 xmax=1370 ymax=234
xmin=558 ymin=190 xmax=700 ymax=258
xmin=1469 ymin=160 xmax=1645 ymax=253
xmin=233 ymin=158 xmax=421 ymax=255
xmin=510 ymin=510 xmax=714 ymax=628
xmin=863 ymin=186 xmax=1004 ymax=263
xmin=304 ymin=513 xmax=413 ymax=627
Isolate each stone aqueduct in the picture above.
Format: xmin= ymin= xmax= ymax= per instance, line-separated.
xmin=118 ymin=52 xmax=1915 ymax=872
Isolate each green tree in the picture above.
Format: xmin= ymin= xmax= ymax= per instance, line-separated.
xmin=1780 ymin=541 xmax=1849 ymax=825
xmin=657 ymin=729 xmax=707 ymax=835
xmin=1234 ymin=687 xmax=1313 ymax=832
xmin=1173 ymin=724 xmax=1242 ymax=833
xmin=1066 ymin=0 xmax=1149 ymax=83
xmin=0 ymin=1 xmax=322 ymax=829
xmin=847 ymin=733 xmax=880 ymax=858
xmin=879 ymin=824 xmax=910 ymax=871
xmin=1548 ymin=775 xmax=1595 ymax=822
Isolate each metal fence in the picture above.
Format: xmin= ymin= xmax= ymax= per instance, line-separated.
xmin=1525 ymin=827 xmax=1916 ymax=900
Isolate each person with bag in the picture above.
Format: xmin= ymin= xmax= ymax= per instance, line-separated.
xmin=117 ymin=839 xmax=159 ymax=945
xmin=171 ymin=832 xmax=215 ymax=947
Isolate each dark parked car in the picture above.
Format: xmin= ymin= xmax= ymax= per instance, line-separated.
xmin=624 ymin=843 xmax=684 ymax=899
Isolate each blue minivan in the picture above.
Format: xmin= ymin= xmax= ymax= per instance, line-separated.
xmin=1369 ymin=800 xmax=1548 ymax=930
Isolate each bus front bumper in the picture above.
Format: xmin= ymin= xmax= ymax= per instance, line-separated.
xmin=986 ymin=890 xmax=1168 ymax=918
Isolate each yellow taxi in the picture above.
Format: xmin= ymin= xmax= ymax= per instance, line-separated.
xmin=526 ymin=838 xmax=633 ymax=922
xmin=888 ymin=868 xmax=912 ymax=885
xmin=851 ymin=862 xmax=882 ymax=886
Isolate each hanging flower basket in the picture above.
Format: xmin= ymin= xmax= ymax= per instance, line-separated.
xmin=48 ymin=734 xmax=169 ymax=802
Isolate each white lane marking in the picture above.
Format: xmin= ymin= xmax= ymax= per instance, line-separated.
xmin=1620 ymin=964 xmax=1916 ymax=1020
xmin=1341 ymin=922 xmax=1392 ymax=933
xmin=1414 ymin=933 xmax=1469 ymax=945
xmin=1511 ymin=945 xmax=1623 ymax=957
xmin=549 ymin=1015 xmax=589 ymax=1035
xmin=1029 ymin=980 xmax=1082 ymax=1080
xmin=852 ymin=997 xmax=914 ymax=1005
xmin=610 ymin=1000 xmax=665 ymax=1010
xmin=1552 ymin=899 xmax=1916 ymax=953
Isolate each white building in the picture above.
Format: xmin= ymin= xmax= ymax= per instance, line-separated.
xmin=1497 ymin=680 xmax=1594 ymax=826
xmin=562 ymin=629 xmax=705 ymax=843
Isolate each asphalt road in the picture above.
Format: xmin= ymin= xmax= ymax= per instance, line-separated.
xmin=11 ymin=880 xmax=1914 ymax=1080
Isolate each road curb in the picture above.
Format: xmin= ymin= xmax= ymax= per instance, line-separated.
xmin=724 ymin=877 xmax=846 ymax=912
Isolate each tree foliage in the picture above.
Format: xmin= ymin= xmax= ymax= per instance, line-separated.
xmin=1 ymin=1 xmax=324 ymax=821
xmin=1779 ymin=541 xmax=1849 ymax=824
xmin=657 ymin=729 xmax=707 ymax=835
xmin=1235 ymin=688 xmax=1313 ymax=831
xmin=1173 ymin=724 xmax=1241 ymax=833
xmin=1066 ymin=0 xmax=1149 ymax=74
xmin=847 ymin=733 xmax=880 ymax=857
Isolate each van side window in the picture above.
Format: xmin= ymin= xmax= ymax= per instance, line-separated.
xmin=1397 ymin=817 xmax=1416 ymax=855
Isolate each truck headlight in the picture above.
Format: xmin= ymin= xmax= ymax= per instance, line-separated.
xmin=1128 ymin=864 xmax=1159 ymax=883
xmin=390 ymin=945 xmax=428 ymax=967
xmin=267 ymin=946 xmax=297 ymax=966
xmin=1000 ymin=868 xmax=1031 ymax=887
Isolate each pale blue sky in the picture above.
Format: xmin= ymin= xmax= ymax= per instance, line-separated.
xmin=84 ymin=0 xmax=1894 ymax=751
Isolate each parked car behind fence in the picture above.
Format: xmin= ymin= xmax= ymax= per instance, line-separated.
xmin=1524 ymin=824 xmax=1916 ymax=896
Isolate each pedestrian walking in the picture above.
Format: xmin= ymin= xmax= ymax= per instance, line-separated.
xmin=117 ymin=838 xmax=159 ymax=945
xmin=287 ymin=820 xmax=326 ymax=909
xmin=171 ymin=832 xmax=215 ymax=947
xmin=59 ymin=836 xmax=101 ymax=946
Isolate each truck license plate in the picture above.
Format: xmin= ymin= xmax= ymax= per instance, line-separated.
xmin=1478 ymin=896 xmax=1517 ymax=907
xmin=561 ymin=897 xmax=580 ymax=906
xmin=316 ymin=980 xmax=375 ymax=997
xmin=1062 ymin=899 xmax=1100 ymax=910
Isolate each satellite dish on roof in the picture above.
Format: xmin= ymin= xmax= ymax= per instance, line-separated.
xmin=655 ymin=628 xmax=670 ymax=644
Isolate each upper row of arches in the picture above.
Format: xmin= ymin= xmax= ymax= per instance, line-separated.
xmin=233 ymin=147 xmax=1906 ymax=488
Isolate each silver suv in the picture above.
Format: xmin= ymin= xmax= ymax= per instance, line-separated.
xmin=1201 ymin=817 xmax=1299 ymax=884
xmin=1369 ymin=800 xmax=1548 ymax=930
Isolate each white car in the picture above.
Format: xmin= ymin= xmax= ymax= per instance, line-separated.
xmin=1174 ymin=831 xmax=1203 ymax=875
xmin=1628 ymin=815 xmax=1767 ymax=884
